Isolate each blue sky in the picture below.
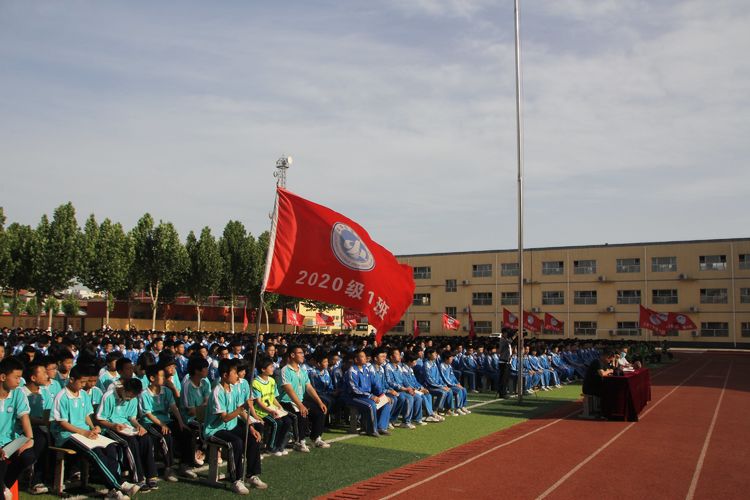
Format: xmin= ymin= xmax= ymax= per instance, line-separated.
xmin=1 ymin=0 xmax=748 ymax=254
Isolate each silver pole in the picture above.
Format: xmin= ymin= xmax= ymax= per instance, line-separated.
xmin=513 ymin=0 xmax=526 ymax=402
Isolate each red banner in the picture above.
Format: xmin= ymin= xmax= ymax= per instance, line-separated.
xmin=467 ymin=307 xmax=476 ymax=340
xmin=523 ymin=311 xmax=542 ymax=332
xmin=315 ymin=312 xmax=335 ymax=326
xmin=263 ymin=188 xmax=415 ymax=342
xmin=442 ymin=313 xmax=460 ymax=331
xmin=343 ymin=310 xmax=360 ymax=328
xmin=413 ymin=319 xmax=420 ymax=339
xmin=544 ymin=312 xmax=564 ymax=333
xmin=503 ymin=308 xmax=519 ymax=329
xmin=667 ymin=312 xmax=697 ymax=331
xmin=286 ymin=308 xmax=305 ymax=327
xmin=639 ymin=305 xmax=669 ymax=334
xmin=242 ymin=306 xmax=249 ymax=332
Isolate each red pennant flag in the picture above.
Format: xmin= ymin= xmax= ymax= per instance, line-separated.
xmin=413 ymin=319 xmax=420 ymax=339
xmin=523 ymin=311 xmax=542 ymax=332
xmin=242 ymin=305 xmax=249 ymax=332
xmin=263 ymin=188 xmax=415 ymax=343
xmin=467 ymin=307 xmax=476 ymax=340
xmin=544 ymin=312 xmax=564 ymax=333
xmin=442 ymin=313 xmax=461 ymax=331
xmin=315 ymin=312 xmax=335 ymax=326
xmin=343 ymin=310 xmax=360 ymax=328
xmin=667 ymin=312 xmax=697 ymax=331
xmin=639 ymin=305 xmax=669 ymax=334
xmin=503 ymin=308 xmax=519 ymax=329
xmin=286 ymin=308 xmax=305 ymax=327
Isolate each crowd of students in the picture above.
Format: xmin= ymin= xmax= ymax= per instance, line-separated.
xmin=0 ymin=327 xmax=668 ymax=499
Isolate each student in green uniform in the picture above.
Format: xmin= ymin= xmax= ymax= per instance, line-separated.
xmin=0 ymin=358 xmax=36 ymax=500
xmin=21 ymin=362 xmax=52 ymax=494
xmin=204 ymin=359 xmax=265 ymax=495
xmin=51 ymin=366 xmax=140 ymax=500
xmin=179 ymin=356 xmax=210 ymax=467
xmin=253 ymin=357 xmax=294 ymax=456
xmin=96 ymin=352 xmax=123 ymax=392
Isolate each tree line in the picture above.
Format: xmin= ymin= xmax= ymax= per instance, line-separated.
xmin=0 ymin=203 xmax=332 ymax=332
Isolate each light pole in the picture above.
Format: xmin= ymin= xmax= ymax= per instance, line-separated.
xmin=274 ymin=155 xmax=293 ymax=189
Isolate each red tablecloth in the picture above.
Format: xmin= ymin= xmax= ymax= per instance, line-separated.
xmin=601 ymin=368 xmax=651 ymax=421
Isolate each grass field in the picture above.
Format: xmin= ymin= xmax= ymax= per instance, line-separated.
xmin=20 ymin=385 xmax=583 ymax=499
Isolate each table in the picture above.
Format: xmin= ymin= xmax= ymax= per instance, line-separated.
xmin=601 ymin=368 xmax=651 ymax=421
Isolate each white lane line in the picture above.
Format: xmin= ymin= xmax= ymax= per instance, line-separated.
xmin=685 ymin=362 xmax=733 ymax=500
xmin=535 ymin=359 xmax=714 ymax=500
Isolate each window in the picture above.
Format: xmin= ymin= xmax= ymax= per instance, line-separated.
xmin=700 ymin=255 xmax=727 ymax=271
xmin=445 ymin=279 xmax=457 ymax=293
xmin=574 ymin=260 xmax=597 ymax=274
xmin=574 ymin=321 xmax=597 ymax=336
xmin=616 ymin=258 xmax=641 ymax=273
xmin=445 ymin=307 xmax=457 ymax=318
xmin=542 ymin=261 xmax=564 ymax=275
xmin=617 ymin=289 xmax=641 ymax=305
xmin=574 ymin=290 xmax=597 ymax=305
xmin=413 ymin=293 xmax=431 ymax=306
xmin=740 ymin=254 xmax=750 ymax=270
xmin=616 ymin=321 xmax=641 ymax=336
xmin=700 ymin=288 xmax=728 ymax=304
xmin=652 ymin=289 xmax=678 ymax=305
xmin=652 ymin=256 xmax=677 ymax=272
xmin=413 ymin=266 xmax=431 ymax=279
xmin=742 ymin=322 xmax=750 ymax=337
xmin=501 ymin=262 xmax=519 ymax=276
xmin=741 ymin=288 xmax=750 ymax=304
xmin=392 ymin=321 xmax=405 ymax=333
xmin=700 ymin=322 xmax=729 ymax=337
xmin=472 ymin=264 xmax=492 ymax=278
xmin=472 ymin=292 xmax=493 ymax=306
xmin=416 ymin=320 xmax=431 ymax=333
xmin=542 ymin=291 xmax=564 ymax=305
xmin=501 ymin=292 xmax=519 ymax=305
xmin=474 ymin=321 xmax=493 ymax=334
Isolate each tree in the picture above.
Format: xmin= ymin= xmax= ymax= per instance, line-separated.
xmin=81 ymin=216 xmax=132 ymax=327
xmin=0 ymin=208 xmax=12 ymax=290
xmin=186 ymin=227 xmax=222 ymax=331
xmin=5 ymin=223 xmax=36 ymax=327
xmin=219 ymin=221 xmax=256 ymax=333
xmin=131 ymin=214 xmax=188 ymax=330
xmin=114 ymin=234 xmax=139 ymax=329
xmin=31 ymin=203 xmax=81 ymax=329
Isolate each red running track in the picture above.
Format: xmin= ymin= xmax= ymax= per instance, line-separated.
xmin=321 ymin=352 xmax=750 ymax=500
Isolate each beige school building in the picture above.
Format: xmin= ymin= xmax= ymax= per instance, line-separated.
xmin=396 ymin=238 xmax=750 ymax=346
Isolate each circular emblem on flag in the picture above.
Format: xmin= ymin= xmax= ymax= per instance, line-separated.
xmin=550 ymin=318 xmax=558 ymax=326
xmin=526 ymin=315 xmax=534 ymax=323
xmin=331 ymin=223 xmax=375 ymax=271
xmin=649 ymin=314 xmax=664 ymax=326
xmin=509 ymin=313 xmax=517 ymax=323
xmin=675 ymin=314 xmax=686 ymax=325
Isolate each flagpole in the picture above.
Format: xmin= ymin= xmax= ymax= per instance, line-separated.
xmin=513 ymin=0 xmax=526 ymax=403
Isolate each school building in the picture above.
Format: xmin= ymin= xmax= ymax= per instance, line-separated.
xmin=396 ymin=238 xmax=750 ymax=347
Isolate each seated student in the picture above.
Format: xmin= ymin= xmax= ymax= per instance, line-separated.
xmin=278 ymin=345 xmax=330 ymax=451
xmin=22 ymin=362 xmax=53 ymax=494
xmin=138 ymin=365 xmax=195 ymax=480
xmin=550 ymin=347 xmax=575 ymax=383
xmin=528 ymin=349 xmax=551 ymax=391
xmin=344 ymin=349 xmax=392 ymax=437
xmin=80 ymin=364 xmax=105 ymax=415
xmin=308 ymin=352 xmax=335 ymax=410
xmin=460 ymin=347 xmax=479 ymax=393
xmin=97 ymin=379 xmax=158 ymax=491
xmin=39 ymin=355 xmax=64 ymax=400
xmin=402 ymin=353 xmax=443 ymax=423
xmin=539 ymin=352 xmax=562 ymax=388
xmin=158 ymin=355 xmax=182 ymax=401
xmin=173 ymin=342 xmax=189 ymax=380
xmin=0 ymin=358 xmax=36 ymax=499
xmin=51 ymin=366 xmax=140 ymax=500
xmin=509 ymin=348 xmax=531 ymax=395
xmin=385 ymin=347 xmax=424 ymax=427
xmin=252 ymin=358 xmax=294 ymax=456
xmin=203 ymin=358 xmax=266 ymax=495
xmin=421 ymin=349 xmax=453 ymax=415
xmin=370 ymin=348 xmax=409 ymax=429
xmin=97 ymin=352 xmax=124 ymax=392
xmin=179 ymin=356 xmax=211 ymax=467
xmin=135 ymin=352 xmax=156 ymax=390
xmin=55 ymin=351 xmax=75 ymax=388
xmin=438 ymin=352 xmax=470 ymax=415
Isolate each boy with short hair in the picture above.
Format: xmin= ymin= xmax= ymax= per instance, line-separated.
xmin=179 ymin=356 xmax=211 ymax=467
xmin=97 ymin=352 xmax=124 ymax=392
xmin=0 ymin=357 xmax=36 ymax=500
xmin=253 ymin=358 xmax=294 ymax=456
xmin=21 ymin=362 xmax=53 ymax=494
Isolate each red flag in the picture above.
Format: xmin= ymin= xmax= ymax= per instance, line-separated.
xmin=242 ymin=305 xmax=249 ymax=332
xmin=413 ymin=319 xmax=420 ymax=339
xmin=544 ymin=313 xmax=564 ymax=333
xmin=343 ymin=310 xmax=360 ymax=328
xmin=286 ymin=308 xmax=305 ymax=327
xmin=667 ymin=312 xmax=697 ymax=331
xmin=467 ymin=307 xmax=476 ymax=340
xmin=503 ymin=308 xmax=519 ymax=329
xmin=639 ymin=305 xmax=669 ymax=334
xmin=523 ymin=311 xmax=542 ymax=333
xmin=263 ymin=188 xmax=415 ymax=343
xmin=315 ymin=312 xmax=335 ymax=326
xmin=442 ymin=313 xmax=460 ymax=331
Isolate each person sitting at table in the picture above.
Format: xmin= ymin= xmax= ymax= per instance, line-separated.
xmin=581 ymin=350 xmax=616 ymax=418
xmin=616 ymin=345 xmax=633 ymax=370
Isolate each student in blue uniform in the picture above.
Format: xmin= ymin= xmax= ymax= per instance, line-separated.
xmin=421 ymin=349 xmax=452 ymax=415
xmin=460 ymin=347 xmax=479 ymax=393
xmin=344 ymin=349 xmax=392 ymax=437
xmin=439 ymin=352 xmax=470 ymax=415
xmin=51 ymin=366 xmax=140 ymax=500
xmin=371 ymin=348 xmax=408 ymax=429
xmin=402 ymin=353 xmax=443 ymax=423
xmin=385 ymin=347 xmax=423 ymax=427
xmin=0 ymin=358 xmax=36 ymax=500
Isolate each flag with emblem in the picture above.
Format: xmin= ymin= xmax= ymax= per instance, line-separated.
xmin=263 ymin=188 xmax=415 ymax=342
xmin=343 ymin=310 xmax=360 ymax=328
xmin=667 ymin=312 xmax=697 ymax=331
xmin=503 ymin=308 xmax=519 ymax=329
xmin=285 ymin=308 xmax=305 ymax=327
xmin=544 ymin=313 xmax=564 ymax=333
xmin=442 ymin=313 xmax=460 ymax=331
xmin=523 ymin=311 xmax=542 ymax=332
xmin=639 ymin=305 xmax=669 ymax=335
xmin=315 ymin=312 xmax=335 ymax=326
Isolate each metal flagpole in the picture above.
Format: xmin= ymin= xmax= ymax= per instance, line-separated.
xmin=513 ymin=0 xmax=526 ymax=403
xmin=240 ymin=155 xmax=289 ymax=483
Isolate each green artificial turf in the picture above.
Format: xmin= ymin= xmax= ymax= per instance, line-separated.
xmin=20 ymin=384 xmax=583 ymax=500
